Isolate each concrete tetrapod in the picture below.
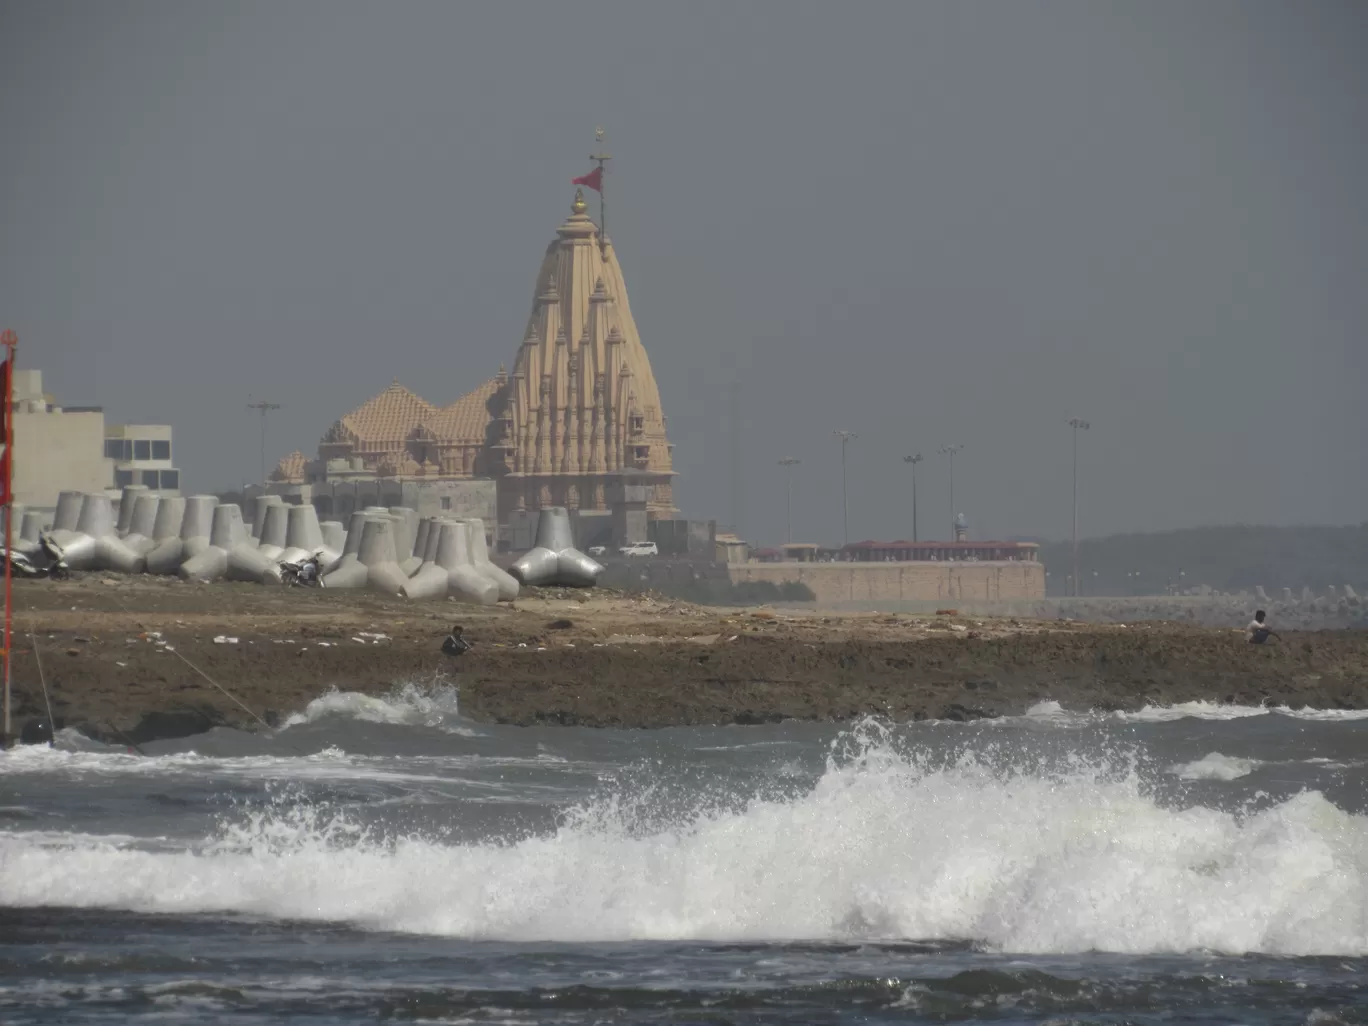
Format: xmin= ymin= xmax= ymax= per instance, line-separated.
xmin=278 ymin=503 xmax=330 ymax=566
xmin=52 ymin=491 xmax=85 ymax=533
xmin=146 ymin=495 xmax=217 ymax=574
xmin=412 ymin=519 xmax=432 ymax=570
xmin=436 ymin=519 xmax=499 ymax=604
xmin=399 ymin=519 xmax=449 ymax=600
xmin=255 ymin=504 xmax=290 ymax=561
xmin=322 ymin=512 xmax=375 ymax=588
xmin=180 ymin=503 xmax=254 ymax=581
xmin=463 ymin=517 xmax=519 ymax=601
xmin=389 ymin=507 xmax=423 ymax=576
xmin=141 ymin=497 xmax=188 ymax=574
xmin=320 ymin=520 xmax=346 ymax=556
xmin=121 ymin=494 xmax=162 ymax=556
xmin=249 ymin=494 xmax=283 ymax=541
xmin=19 ymin=511 xmax=45 ymax=555
xmin=50 ymin=494 xmax=143 ymax=572
xmin=6 ymin=505 xmax=37 ymax=556
xmin=88 ymin=494 xmax=145 ymax=573
xmin=116 ymin=484 xmax=149 ymax=536
xmin=358 ymin=517 xmax=408 ymax=595
xmin=4 ymin=504 xmax=32 ymax=556
xmin=509 ymin=506 xmax=603 ymax=588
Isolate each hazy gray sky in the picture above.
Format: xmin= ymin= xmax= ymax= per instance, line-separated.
xmin=2 ymin=1 xmax=1364 ymax=545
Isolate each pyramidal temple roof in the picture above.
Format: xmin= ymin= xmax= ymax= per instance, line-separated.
xmin=417 ymin=376 xmax=501 ymax=445
xmin=333 ymin=380 xmax=436 ymax=448
xmin=271 ymin=449 xmax=307 ymax=483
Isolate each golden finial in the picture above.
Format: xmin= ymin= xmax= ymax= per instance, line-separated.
xmin=571 ymin=188 xmax=587 ymax=215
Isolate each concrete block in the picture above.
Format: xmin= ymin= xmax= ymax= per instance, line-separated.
xmin=277 ymin=503 xmax=326 ymax=565
xmin=464 ymin=516 xmax=519 ymax=600
xmin=122 ymin=494 xmax=161 ymax=555
xmin=320 ymin=520 xmax=346 ymax=555
xmin=52 ymin=491 xmax=84 ymax=532
xmin=116 ymin=484 xmax=149 ymax=535
xmin=357 ymin=517 xmax=407 ymax=595
xmin=144 ymin=496 xmax=190 ymax=574
xmin=179 ymin=504 xmax=246 ymax=582
xmin=256 ymin=503 xmax=289 ymax=561
xmin=435 ymin=520 xmax=498 ymax=604
xmin=249 ymin=494 xmax=283 ymax=540
xmin=509 ymin=507 xmax=603 ymax=589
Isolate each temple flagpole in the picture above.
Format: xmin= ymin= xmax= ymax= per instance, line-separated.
xmin=590 ymin=126 xmax=611 ymax=257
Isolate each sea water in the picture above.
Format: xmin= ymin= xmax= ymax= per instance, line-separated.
xmin=2 ymin=687 xmax=1367 ymax=1024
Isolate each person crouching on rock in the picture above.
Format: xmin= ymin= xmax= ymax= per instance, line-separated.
xmin=442 ymin=624 xmax=472 ymax=658
xmin=1247 ymin=610 xmax=1278 ymax=644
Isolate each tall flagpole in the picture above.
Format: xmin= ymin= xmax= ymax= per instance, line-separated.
xmin=590 ymin=126 xmax=611 ymax=257
xmin=2 ymin=329 xmax=15 ymax=748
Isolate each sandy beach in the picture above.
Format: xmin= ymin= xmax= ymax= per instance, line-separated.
xmin=7 ymin=574 xmax=1367 ymax=744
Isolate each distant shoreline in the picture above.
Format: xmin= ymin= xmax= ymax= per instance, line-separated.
xmin=8 ymin=577 xmax=1368 ymax=745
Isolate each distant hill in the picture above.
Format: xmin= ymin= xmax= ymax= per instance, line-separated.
xmin=1036 ymin=523 xmax=1368 ymax=597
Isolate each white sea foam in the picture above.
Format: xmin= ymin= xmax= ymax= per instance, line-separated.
xmin=1168 ymin=752 xmax=1261 ymax=781
xmin=281 ymin=682 xmax=474 ymax=734
xmin=1113 ymin=702 xmax=1272 ymax=723
xmin=2 ymin=725 xmax=1364 ymax=956
xmin=1014 ymin=701 xmax=1368 ymax=726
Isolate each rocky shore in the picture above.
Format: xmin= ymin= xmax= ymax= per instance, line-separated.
xmin=7 ymin=576 xmax=1368 ymax=744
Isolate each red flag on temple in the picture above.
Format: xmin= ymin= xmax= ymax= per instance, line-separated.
xmin=571 ymin=167 xmax=603 ymax=192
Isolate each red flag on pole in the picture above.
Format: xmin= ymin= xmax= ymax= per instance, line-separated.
xmin=571 ymin=167 xmax=603 ymax=192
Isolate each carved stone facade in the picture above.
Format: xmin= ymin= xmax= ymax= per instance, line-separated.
xmin=272 ymin=191 xmax=676 ymax=521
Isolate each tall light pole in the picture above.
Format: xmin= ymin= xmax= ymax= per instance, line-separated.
xmin=903 ymin=453 xmax=923 ymax=543
xmin=833 ymin=431 xmax=857 ymax=547
xmin=938 ymin=444 xmax=963 ymax=539
xmin=247 ymin=400 xmax=282 ymax=486
xmin=778 ymin=457 xmax=800 ymax=545
xmin=1067 ymin=417 xmax=1090 ymax=597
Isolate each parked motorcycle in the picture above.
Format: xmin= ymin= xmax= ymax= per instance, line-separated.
xmin=2 ymin=535 xmax=70 ymax=580
xmin=39 ymin=534 xmax=72 ymax=580
xmin=279 ymin=553 xmax=325 ymax=588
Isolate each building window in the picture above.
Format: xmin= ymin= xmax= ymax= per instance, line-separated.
xmin=141 ymin=470 xmax=160 ymax=488
xmin=152 ymin=440 xmax=171 ymax=461
xmin=441 ymin=496 xmax=452 ymax=510
xmin=134 ymin=440 xmax=151 ymax=461
xmin=106 ymin=439 xmax=132 ymax=460
xmin=114 ymin=469 xmax=134 ymax=487
xmin=159 ymin=470 xmax=180 ymax=490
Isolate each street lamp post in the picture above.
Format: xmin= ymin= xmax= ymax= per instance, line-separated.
xmin=902 ymin=453 xmax=923 ymax=543
xmin=833 ymin=431 xmax=857 ymax=547
xmin=937 ymin=444 xmax=963 ymax=539
xmin=778 ymin=458 xmax=800 ymax=545
xmin=247 ymin=400 xmax=283 ymax=486
xmin=1067 ymin=417 xmax=1090 ymax=598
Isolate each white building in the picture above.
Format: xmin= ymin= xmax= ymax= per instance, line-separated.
xmin=11 ymin=369 xmax=113 ymax=509
xmin=6 ymin=368 xmax=182 ymax=511
xmin=104 ymin=423 xmax=181 ymax=495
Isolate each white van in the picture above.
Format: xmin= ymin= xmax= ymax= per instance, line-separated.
xmin=618 ymin=541 xmax=658 ymax=557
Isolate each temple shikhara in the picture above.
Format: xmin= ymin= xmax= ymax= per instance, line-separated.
xmin=270 ymin=187 xmax=675 ymax=523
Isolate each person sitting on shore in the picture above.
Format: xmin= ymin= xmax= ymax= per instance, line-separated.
xmin=442 ymin=624 xmax=472 ymax=658
xmin=1247 ymin=610 xmax=1278 ymax=644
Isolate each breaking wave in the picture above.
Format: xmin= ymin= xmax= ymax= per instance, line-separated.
xmin=2 ymin=721 xmax=1365 ymax=956
xmin=280 ymin=681 xmax=472 ymax=733
xmin=1168 ymin=752 xmax=1261 ymax=781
